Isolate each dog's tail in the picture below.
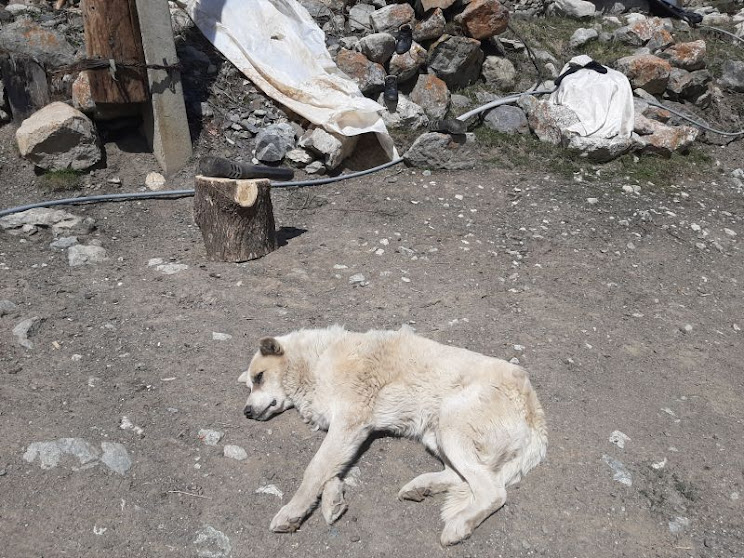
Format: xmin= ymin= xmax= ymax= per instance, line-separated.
xmin=441 ymin=483 xmax=473 ymax=523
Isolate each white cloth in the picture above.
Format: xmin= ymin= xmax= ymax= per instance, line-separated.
xmin=550 ymin=55 xmax=634 ymax=139
xmin=185 ymin=0 xmax=396 ymax=159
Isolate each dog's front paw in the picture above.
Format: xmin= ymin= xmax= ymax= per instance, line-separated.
xmin=270 ymin=506 xmax=304 ymax=533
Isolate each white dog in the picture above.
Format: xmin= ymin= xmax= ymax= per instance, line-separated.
xmin=238 ymin=326 xmax=547 ymax=545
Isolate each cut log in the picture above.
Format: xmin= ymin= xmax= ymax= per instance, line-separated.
xmin=0 ymin=54 xmax=50 ymax=123
xmin=194 ymin=176 xmax=278 ymax=262
xmin=80 ymin=0 xmax=148 ymax=104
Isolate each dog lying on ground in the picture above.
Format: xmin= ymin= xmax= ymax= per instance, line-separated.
xmin=238 ymin=325 xmax=547 ymax=545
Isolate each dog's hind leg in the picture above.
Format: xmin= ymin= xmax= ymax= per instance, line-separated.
xmin=321 ymin=477 xmax=347 ymax=524
xmin=398 ymin=467 xmax=463 ymax=502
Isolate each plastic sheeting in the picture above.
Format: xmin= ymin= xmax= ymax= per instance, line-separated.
xmin=550 ymin=55 xmax=634 ymax=139
xmin=185 ymin=0 xmax=397 ymax=159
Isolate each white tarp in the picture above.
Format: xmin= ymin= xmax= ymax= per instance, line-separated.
xmin=550 ymin=55 xmax=634 ymax=139
xmin=185 ymin=0 xmax=397 ymax=159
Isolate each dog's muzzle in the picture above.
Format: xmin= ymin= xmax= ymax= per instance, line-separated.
xmin=243 ymin=400 xmax=277 ymax=420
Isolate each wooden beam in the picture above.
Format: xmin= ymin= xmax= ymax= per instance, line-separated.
xmin=81 ymin=0 xmax=148 ymax=104
xmin=135 ymin=0 xmax=192 ymax=175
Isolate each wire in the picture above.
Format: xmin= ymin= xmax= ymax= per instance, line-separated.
xmin=646 ymin=100 xmax=744 ymax=137
xmin=699 ymin=24 xmax=744 ymax=45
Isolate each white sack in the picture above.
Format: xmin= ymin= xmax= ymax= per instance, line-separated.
xmin=185 ymin=0 xmax=397 ymax=159
xmin=550 ymin=55 xmax=634 ymax=139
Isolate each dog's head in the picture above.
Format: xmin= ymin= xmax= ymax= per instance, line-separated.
xmin=238 ymin=336 xmax=293 ymax=421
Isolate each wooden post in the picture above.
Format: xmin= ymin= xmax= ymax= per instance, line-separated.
xmin=80 ymin=0 xmax=148 ymax=104
xmin=194 ymin=177 xmax=278 ymax=262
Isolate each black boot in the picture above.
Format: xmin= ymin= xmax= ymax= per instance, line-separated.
xmin=428 ymin=119 xmax=467 ymax=135
xmin=383 ymin=74 xmax=399 ymax=105
xmin=395 ymin=24 xmax=413 ymax=55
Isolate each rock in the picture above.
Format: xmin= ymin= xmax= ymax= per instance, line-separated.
xmin=223 ymin=445 xmax=248 ymax=461
xmin=428 ymin=36 xmax=485 ymax=90
xmin=667 ymin=68 xmax=710 ymax=101
xmin=660 ymin=40 xmax=706 ymax=71
xmin=285 ymin=148 xmax=315 ymax=166
xmin=212 ymin=332 xmax=232 ymax=341
xmin=72 ymin=72 xmax=95 ymax=113
xmin=702 ymin=12 xmax=729 ymax=26
xmin=24 ymin=438 xmax=99 ymax=470
xmin=627 ymin=17 xmax=674 ymax=49
xmin=153 ymin=262 xmax=188 ymax=274
xmin=609 ymin=430 xmax=631 ymax=449
xmin=602 ymin=454 xmax=632 ymax=486
xmin=0 ymin=20 xmax=76 ymax=68
xmin=570 ymin=27 xmax=599 ymax=48
xmin=413 ymin=8 xmax=446 ymax=42
xmin=421 ymin=0 xmax=456 ymax=9
xmin=552 ymin=0 xmax=596 ymax=19
xmin=255 ymin=484 xmax=284 ymax=498
xmin=348 ymin=4 xmax=375 ymax=32
xmin=404 ymin=132 xmax=476 ymax=170
xmin=0 ymin=300 xmax=17 ymax=317
xmin=5 ymin=4 xmax=41 ymax=16
xmin=0 ymin=207 xmax=93 ymax=236
xmin=615 ymin=54 xmax=671 ymax=95
xmin=357 ymin=33 xmax=396 ymax=64
xmin=349 ymin=273 xmax=366 ymax=285
xmin=518 ymin=95 xmax=580 ymax=145
xmin=145 ymin=172 xmax=166 ymax=191
xmin=67 ymin=244 xmax=108 ymax=267
xmin=641 ymin=124 xmax=698 ymax=157
xmin=13 ymin=316 xmax=41 ymax=349
xmin=336 ymin=49 xmax=385 ymax=96
xmin=298 ymin=128 xmax=357 ymax=170
xmin=369 ymin=3 xmax=414 ymax=33
xmin=16 ymin=102 xmax=102 ymax=171
xmin=49 ymin=236 xmax=78 ymax=251
xmin=457 ymin=0 xmax=509 ymax=40
xmin=197 ymin=429 xmax=224 ymax=446
xmin=388 ymin=42 xmax=427 ymax=82
xmin=483 ymin=105 xmax=529 ymax=134
xmin=481 ymin=56 xmax=516 ymax=91
xmin=338 ymin=36 xmax=359 ymax=50
xmin=567 ymin=135 xmax=639 ymax=162
xmin=255 ymin=122 xmax=296 ymax=163
xmin=100 ymin=442 xmax=132 ymax=475
xmin=668 ymin=516 xmax=690 ymax=534
xmin=410 ymin=74 xmax=451 ymax=120
xmin=719 ymin=60 xmax=744 ymax=92
xmin=378 ymin=94 xmax=429 ymax=130
xmin=451 ymin=94 xmax=472 ymax=109
xmin=305 ymin=161 xmax=326 ymax=174
xmin=194 ymin=526 xmax=232 ymax=558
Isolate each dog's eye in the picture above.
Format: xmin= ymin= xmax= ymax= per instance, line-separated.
xmin=253 ymin=371 xmax=264 ymax=385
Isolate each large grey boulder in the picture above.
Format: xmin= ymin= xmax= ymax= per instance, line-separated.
xmin=16 ymin=103 xmax=101 ymax=171
xmin=377 ymin=94 xmax=429 ymax=130
xmin=299 ymin=128 xmax=357 ymax=170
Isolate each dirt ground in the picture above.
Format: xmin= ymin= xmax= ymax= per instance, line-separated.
xmin=1 ymin=121 xmax=743 ymax=557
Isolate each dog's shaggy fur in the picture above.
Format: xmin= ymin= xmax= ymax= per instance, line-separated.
xmin=238 ymin=325 xmax=547 ymax=545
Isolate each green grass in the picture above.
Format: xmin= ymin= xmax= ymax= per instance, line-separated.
xmin=39 ymin=169 xmax=84 ymax=192
xmin=475 ymin=126 xmax=714 ymax=187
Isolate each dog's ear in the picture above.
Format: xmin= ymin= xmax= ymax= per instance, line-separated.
xmin=237 ymin=370 xmax=249 ymax=383
xmin=259 ymin=337 xmax=284 ymax=356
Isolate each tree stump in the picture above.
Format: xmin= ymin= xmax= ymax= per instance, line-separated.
xmin=194 ymin=176 xmax=278 ymax=262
